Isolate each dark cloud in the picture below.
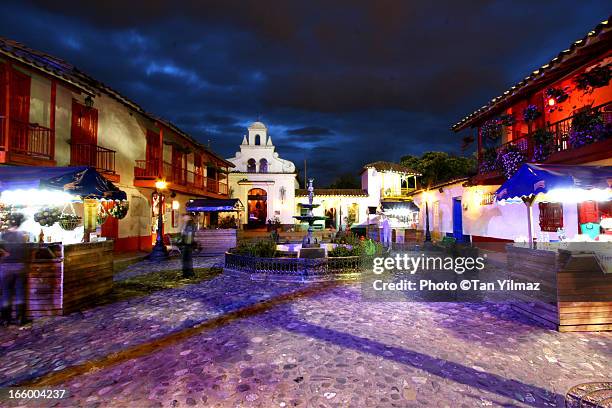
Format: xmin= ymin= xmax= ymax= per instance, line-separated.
xmin=286 ymin=126 xmax=334 ymax=137
xmin=0 ymin=0 xmax=609 ymax=183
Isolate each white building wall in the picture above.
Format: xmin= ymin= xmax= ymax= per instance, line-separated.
xmin=412 ymin=181 xmax=585 ymax=243
xmin=227 ymin=122 xmax=298 ymax=226
xmin=294 ymin=195 xmax=370 ymax=229
xmin=228 ymin=172 xmax=298 ymax=226
xmin=28 ymin=71 xmax=51 ymax=128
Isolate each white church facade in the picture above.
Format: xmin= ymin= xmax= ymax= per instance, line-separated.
xmin=226 ymin=122 xmax=299 ymax=228
xmin=227 ymin=121 xmax=420 ymax=234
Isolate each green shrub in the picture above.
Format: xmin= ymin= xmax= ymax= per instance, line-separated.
xmin=328 ymin=239 xmax=384 ymax=257
xmin=328 ymin=245 xmax=353 ymax=257
xmin=233 ymin=239 xmax=277 ymax=257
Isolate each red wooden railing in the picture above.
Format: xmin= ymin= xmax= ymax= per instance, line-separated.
xmin=135 ymin=159 xmax=230 ymax=195
xmin=0 ymin=118 xmax=54 ymax=160
xmin=0 ymin=117 xmax=5 ymax=150
xmin=71 ymin=143 xmax=116 ymax=174
xmin=478 ymin=101 xmax=612 ymax=174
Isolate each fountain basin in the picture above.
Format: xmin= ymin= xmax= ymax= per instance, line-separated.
xmin=224 ymin=251 xmax=367 ymax=282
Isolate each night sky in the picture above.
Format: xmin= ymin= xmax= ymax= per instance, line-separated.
xmin=0 ymin=1 xmax=609 ymax=185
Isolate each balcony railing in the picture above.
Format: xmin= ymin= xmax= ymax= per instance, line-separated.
xmin=478 ymin=101 xmax=612 ymax=175
xmin=381 ymin=187 xmax=416 ymax=198
xmin=135 ymin=159 xmax=228 ymax=195
xmin=0 ymin=117 xmax=54 ymax=160
xmin=71 ymin=143 xmax=116 ymax=174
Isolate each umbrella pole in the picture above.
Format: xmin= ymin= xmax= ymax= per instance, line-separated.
xmin=522 ymin=196 xmax=535 ymax=248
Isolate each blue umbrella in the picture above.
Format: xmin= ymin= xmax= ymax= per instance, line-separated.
xmin=495 ymin=164 xmax=612 ymax=245
xmin=0 ymin=166 xmax=126 ymax=200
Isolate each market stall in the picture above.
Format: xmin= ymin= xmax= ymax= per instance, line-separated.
xmin=377 ymin=201 xmax=419 ymax=243
xmin=496 ymin=163 xmax=612 ymax=332
xmin=0 ymin=166 xmax=127 ymax=317
xmin=186 ymin=198 xmax=243 ymax=255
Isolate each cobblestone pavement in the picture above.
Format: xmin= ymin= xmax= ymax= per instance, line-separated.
xmin=113 ymin=256 xmax=225 ymax=281
xmin=0 ymin=264 xmax=610 ymax=407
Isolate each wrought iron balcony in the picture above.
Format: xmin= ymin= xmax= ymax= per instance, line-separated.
xmin=71 ymin=143 xmax=116 ymax=174
xmin=135 ymin=159 xmax=229 ymax=195
xmin=477 ymin=101 xmax=612 ymax=176
xmin=0 ymin=117 xmax=54 ymax=161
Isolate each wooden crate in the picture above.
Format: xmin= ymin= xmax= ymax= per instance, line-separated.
xmin=62 ymin=241 xmax=114 ymax=314
xmin=507 ymin=245 xmax=612 ymax=332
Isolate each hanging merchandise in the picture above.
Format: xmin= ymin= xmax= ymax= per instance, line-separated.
xmin=96 ymin=202 xmax=109 ymax=226
xmin=59 ymin=203 xmax=82 ymax=231
xmin=108 ymin=199 xmax=129 ymax=219
xmin=0 ymin=204 xmax=25 ymax=232
xmin=34 ymin=207 xmax=62 ymax=227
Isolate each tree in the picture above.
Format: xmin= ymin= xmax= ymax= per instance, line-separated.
xmin=400 ymin=151 xmax=476 ymax=187
xmin=327 ymin=173 xmax=360 ymax=189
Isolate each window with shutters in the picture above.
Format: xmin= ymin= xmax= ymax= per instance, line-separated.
xmin=538 ymin=202 xmax=563 ymax=232
xmin=578 ymin=201 xmax=599 ymax=224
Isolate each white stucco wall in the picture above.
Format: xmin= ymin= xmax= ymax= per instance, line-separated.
xmin=228 ymin=172 xmax=298 ymax=225
xmin=412 ymin=181 xmax=584 ymax=242
xmin=227 ymin=122 xmax=299 ymax=226
xmin=294 ymin=195 xmax=370 ymax=229
xmin=23 ymin=76 xmax=156 ymax=243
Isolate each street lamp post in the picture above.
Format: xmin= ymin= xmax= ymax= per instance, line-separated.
xmin=149 ymin=180 xmax=169 ymax=261
xmin=424 ymin=191 xmax=432 ymax=243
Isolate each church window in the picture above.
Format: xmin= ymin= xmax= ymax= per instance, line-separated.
xmin=259 ymin=158 xmax=268 ymax=173
xmin=247 ymin=158 xmax=256 ymax=173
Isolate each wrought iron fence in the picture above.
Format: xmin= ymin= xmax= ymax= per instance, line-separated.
xmin=224 ymin=252 xmax=367 ymax=281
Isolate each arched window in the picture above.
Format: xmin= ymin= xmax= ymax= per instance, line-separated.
xmin=259 ymin=158 xmax=268 ymax=173
xmin=247 ymin=158 xmax=256 ymax=173
xmin=254 ymin=134 xmax=261 ymax=145
xmin=401 ymin=179 xmax=408 ymax=189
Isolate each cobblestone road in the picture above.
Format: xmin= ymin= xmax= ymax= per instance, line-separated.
xmin=0 ymin=260 xmax=610 ymax=407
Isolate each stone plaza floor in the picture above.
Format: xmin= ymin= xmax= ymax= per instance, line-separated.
xmin=0 ymin=258 xmax=610 ymax=407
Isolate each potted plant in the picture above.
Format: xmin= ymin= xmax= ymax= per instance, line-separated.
xmin=575 ymin=64 xmax=611 ymax=93
xmin=108 ymin=200 xmax=129 ymax=219
xmin=497 ymin=144 xmax=526 ymax=179
xmin=479 ymin=147 xmax=499 ymax=174
xmin=569 ymin=108 xmax=612 ymax=148
xmin=531 ymin=128 xmax=554 ymax=162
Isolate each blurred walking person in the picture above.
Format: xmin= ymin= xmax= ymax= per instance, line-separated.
xmin=180 ymin=213 xmax=196 ymax=278
xmin=0 ymin=213 xmax=30 ymax=326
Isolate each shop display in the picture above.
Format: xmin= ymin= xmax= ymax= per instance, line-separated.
xmin=59 ymin=214 xmax=82 ymax=231
xmin=108 ymin=200 xmax=129 ymax=219
xmin=34 ymin=207 xmax=62 ymax=227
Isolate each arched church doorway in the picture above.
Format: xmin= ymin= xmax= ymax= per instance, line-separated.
xmin=247 ymin=188 xmax=267 ymax=228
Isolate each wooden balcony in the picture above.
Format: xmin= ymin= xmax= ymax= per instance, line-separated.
xmin=70 ymin=143 xmax=117 ymax=180
xmin=381 ymin=187 xmax=416 ymax=198
xmin=0 ymin=117 xmax=55 ymax=165
xmin=134 ymin=159 xmax=229 ymax=198
xmin=477 ymin=101 xmax=612 ymax=181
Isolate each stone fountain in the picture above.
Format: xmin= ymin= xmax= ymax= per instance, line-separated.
xmin=293 ymin=178 xmax=327 ymax=258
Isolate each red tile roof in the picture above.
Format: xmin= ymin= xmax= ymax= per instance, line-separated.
xmin=452 ymin=17 xmax=611 ymax=131
xmin=0 ymin=36 xmax=232 ymax=166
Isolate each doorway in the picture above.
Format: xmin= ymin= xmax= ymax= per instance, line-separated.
xmin=325 ymin=207 xmax=336 ymax=229
xmin=247 ymin=188 xmax=267 ymax=228
xmin=452 ymin=197 xmax=464 ymax=243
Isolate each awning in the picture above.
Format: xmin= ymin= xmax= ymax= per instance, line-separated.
xmin=186 ymin=198 xmax=244 ymax=212
xmin=495 ymin=164 xmax=612 ymax=203
xmin=494 ymin=163 xmax=612 ymax=246
xmin=381 ymin=201 xmax=420 ymax=213
xmin=0 ymin=166 xmax=127 ymax=200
